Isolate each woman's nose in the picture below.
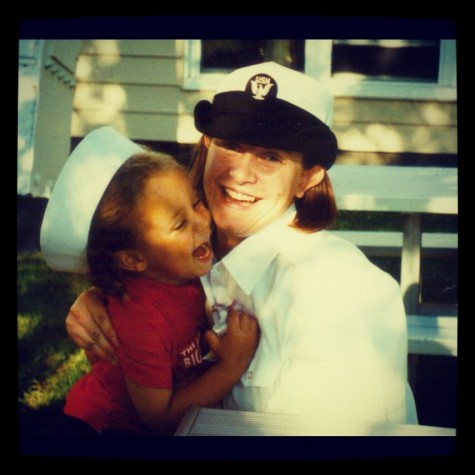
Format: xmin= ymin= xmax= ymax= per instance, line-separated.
xmin=228 ymin=153 xmax=257 ymax=184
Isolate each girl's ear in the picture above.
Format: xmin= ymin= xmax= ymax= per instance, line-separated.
xmin=203 ymin=135 xmax=211 ymax=148
xmin=114 ymin=250 xmax=147 ymax=273
xmin=295 ymin=165 xmax=326 ymax=198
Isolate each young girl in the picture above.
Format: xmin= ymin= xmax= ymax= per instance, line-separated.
xmin=40 ymin=127 xmax=259 ymax=436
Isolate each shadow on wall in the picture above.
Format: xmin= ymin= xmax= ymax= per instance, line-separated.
xmin=18 ymin=94 xmax=38 ymax=196
xmin=408 ymin=353 xmax=457 ymax=429
xmin=18 ymin=194 xmax=48 ymax=253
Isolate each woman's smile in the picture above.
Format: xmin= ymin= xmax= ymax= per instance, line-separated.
xmin=221 ymin=185 xmax=261 ymax=206
xmin=203 ymin=138 xmax=307 ymax=243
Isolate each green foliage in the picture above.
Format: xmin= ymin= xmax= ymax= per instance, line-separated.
xmin=333 ymin=210 xmax=458 ymax=232
xmin=18 ymin=252 xmax=91 ymax=434
xmin=333 ymin=210 xmax=403 ymax=231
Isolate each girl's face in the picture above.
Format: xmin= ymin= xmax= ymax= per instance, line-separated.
xmin=135 ymin=168 xmax=212 ymax=285
xmin=203 ymin=137 xmax=309 ymax=248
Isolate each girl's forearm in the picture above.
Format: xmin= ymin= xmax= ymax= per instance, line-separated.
xmin=163 ymin=360 xmax=242 ymax=430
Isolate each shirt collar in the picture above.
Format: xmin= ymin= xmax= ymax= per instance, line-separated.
xmin=218 ymin=205 xmax=297 ymax=295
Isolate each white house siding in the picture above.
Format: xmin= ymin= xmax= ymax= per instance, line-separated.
xmin=18 ymin=40 xmax=43 ymax=196
xmin=334 ymin=98 xmax=457 ymax=156
xmin=72 ymin=39 xmax=457 ymax=161
xmin=71 ymin=40 xmax=214 ymax=144
xmin=18 ymin=40 xmax=80 ymax=197
xmin=20 ymin=39 xmax=456 ymax=197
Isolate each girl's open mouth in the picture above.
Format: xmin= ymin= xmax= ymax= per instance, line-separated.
xmin=192 ymin=242 xmax=213 ymax=262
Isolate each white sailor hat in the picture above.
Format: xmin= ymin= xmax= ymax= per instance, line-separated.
xmin=194 ymin=61 xmax=338 ymax=169
xmin=40 ymin=126 xmax=143 ymax=273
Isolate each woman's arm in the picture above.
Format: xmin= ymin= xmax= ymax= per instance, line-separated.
xmin=66 ymin=287 xmax=119 ymax=365
xmin=125 ymin=308 xmax=259 ymax=435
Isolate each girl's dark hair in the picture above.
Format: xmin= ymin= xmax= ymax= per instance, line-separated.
xmin=188 ymin=136 xmax=337 ymax=233
xmin=87 ymin=151 xmax=181 ymax=299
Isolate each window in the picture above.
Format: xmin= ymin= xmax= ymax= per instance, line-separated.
xmin=183 ymin=39 xmax=457 ymax=100
xmin=306 ymin=40 xmax=456 ymax=100
xmin=331 ymin=40 xmax=440 ymax=82
xmin=184 ymin=40 xmax=304 ymax=90
xmin=201 ymin=40 xmax=305 ymax=72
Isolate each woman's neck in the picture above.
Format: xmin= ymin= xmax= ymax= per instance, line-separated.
xmin=212 ymin=229 xmax=245 ymax=261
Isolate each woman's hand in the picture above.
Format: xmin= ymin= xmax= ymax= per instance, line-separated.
xmin=66 ymin=287 xmax=119 ymax=365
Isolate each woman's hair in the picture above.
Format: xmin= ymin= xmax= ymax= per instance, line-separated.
xmin=292 ymin=171 xmax=336 ymax=232
xmin=188 ymin=136 xmax=208 ymax=203
xmin=87 ymin=151 xmax=181 ymax=299
xmin=188 ymin=136 xmax=337 ymax=233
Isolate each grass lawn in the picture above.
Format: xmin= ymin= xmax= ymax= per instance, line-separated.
xmin=18 ymin=251 xmax=91 ymax=436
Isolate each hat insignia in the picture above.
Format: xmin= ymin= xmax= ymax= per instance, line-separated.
xmin=247 ymin=74 xmax=276 ymax=101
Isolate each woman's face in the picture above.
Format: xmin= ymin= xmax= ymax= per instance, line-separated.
xmin=203 ymin=137 xmax=309 ymax=246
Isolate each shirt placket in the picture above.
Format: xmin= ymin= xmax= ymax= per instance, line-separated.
xmin=202 ymin=262 xmax=234 ymax=336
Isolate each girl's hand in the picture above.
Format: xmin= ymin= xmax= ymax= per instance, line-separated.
xmin=66 ymin=287 xmax=119 ymax=365
xmin=127 ymin=306 xmax=259 ymax=435
xmin=204 ymin=307 xmax=259 ymax=375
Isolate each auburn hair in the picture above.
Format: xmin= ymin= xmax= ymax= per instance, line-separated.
xmin=188 ymin=136 xmax=337 ymax=233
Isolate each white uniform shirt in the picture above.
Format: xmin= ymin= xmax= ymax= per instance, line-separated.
xmin=201 ymin=205 xmax=417 ymax=425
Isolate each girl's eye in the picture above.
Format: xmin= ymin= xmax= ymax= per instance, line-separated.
xmin=174 ymin=220 xmax=186 ymax=231
xmin=192 ymin=198 xmax=202 ymax=209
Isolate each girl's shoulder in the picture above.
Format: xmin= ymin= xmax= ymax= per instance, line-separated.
xmin=107 ymin=277 xmax=204 ymax=330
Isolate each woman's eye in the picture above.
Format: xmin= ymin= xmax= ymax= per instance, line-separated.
xmin=217 ymin=140 xmax=239 ymax=151
xmin=261 ymin=154 xmax=282 ymax=163
xmin=192 ymin=198 xmax=202 ymax=209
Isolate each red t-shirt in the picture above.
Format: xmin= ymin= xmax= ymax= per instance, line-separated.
xmin=64 ymin=277 xmax=207 ymax=434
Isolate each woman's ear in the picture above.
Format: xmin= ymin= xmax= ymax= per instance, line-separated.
xmin=114 ymin=250 xmax=147 ymax=273
xmin=203 ymin=135 xmax=211 ymax=148
xmin=296 ymin=165 xmax=326 ymax=198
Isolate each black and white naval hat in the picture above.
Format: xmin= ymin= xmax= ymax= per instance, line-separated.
xmin=40 ymin=126 xmax=144 ymax=273
xmin=194 ymin=61 xmax=338 ymax=169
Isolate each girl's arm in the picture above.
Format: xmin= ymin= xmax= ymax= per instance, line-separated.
xmin=125 ymin=308 xmax=259 ymax=435
xmin=66 ymin=287 xmax=119 ymax=365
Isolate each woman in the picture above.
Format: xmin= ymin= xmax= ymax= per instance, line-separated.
xmin=64 ymin=62 xmax=417 ymax=425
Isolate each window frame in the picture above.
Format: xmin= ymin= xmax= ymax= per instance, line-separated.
xmin=183 ymin=39 xmax=457 ymax=101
